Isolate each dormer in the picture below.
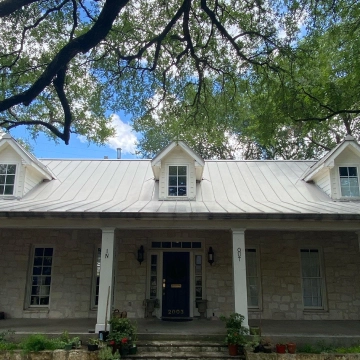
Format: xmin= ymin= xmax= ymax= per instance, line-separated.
xmin=151 ymin=141 xmax=205 ymax=200
xmin=0 ymin=134 xmax=53 ymax=199
xmin=304 ymin=135 xmax=360 ymax=200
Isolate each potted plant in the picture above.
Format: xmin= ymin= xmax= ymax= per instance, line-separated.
xmin=226 ymin=330 xmax=244 ymax=356
xmin=108 ymin=316 xmax=137 ymax=355
xmin=220 ymin=313 xmax=249 ymax=356
xmin=276 ymin=343 xmax=287 ymax=354
xmin=287 ymin=342 xmax=296 ymax=354
xmin=87 ymin=338 xmax=99 ymax=351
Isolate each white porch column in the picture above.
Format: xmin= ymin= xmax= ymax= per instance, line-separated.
xmin=95 ymin=227 xmax=116 ymax=333
xmin=231 ymin=228 xmax=248 ymax=327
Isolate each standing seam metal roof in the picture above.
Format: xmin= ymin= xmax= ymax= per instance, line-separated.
xmin=1 ymin=158 xmax=360 ymax=215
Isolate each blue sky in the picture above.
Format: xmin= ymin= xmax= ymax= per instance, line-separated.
xmin=9 ymin=111 xmax=140 ymax=160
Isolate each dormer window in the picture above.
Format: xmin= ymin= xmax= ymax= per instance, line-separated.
xmin=339 ymin=166 xmax=359 ymax=197
xmin=0 ymin=164 xmax=16 ymax=195
xmin=168 ymin=165 xmax=187 ymax=197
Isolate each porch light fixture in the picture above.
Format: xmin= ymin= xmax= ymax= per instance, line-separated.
xmin=208 ymin=247 xmax=214 ymax=266
xmin=137 ymin=245 xmax=144 ymax=265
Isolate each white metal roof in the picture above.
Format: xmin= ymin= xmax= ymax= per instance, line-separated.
xmin=1 ymin=158 xmax=360 ymax=216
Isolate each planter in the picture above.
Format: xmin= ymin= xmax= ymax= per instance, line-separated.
xmin=129 ymin=344 xmax=137 ymax=355
xmin=196 ymin=300 xmax=208 ymax=319
xmin=145 ymin=299 xmax=158 ymax=317
xmin=98 ymin=330 xmax=109 ymax=341
xmin=87 ymin=344 xmax=99 ymax=351
xmin=64 ymin=344 xmax=73 ymax=351
xmin=276 ymin=344 xmax=286 ymax=354
xmin=228 ymin=344 xmax=238 ymax=356
xmin=287 ymin=343 xmax=296 ymax=354
xmin=263 ymin=345 xmax=272 ymax=353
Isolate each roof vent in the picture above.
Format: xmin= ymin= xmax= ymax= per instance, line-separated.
xmin=117 ymin=148 xmax=122 ymax=159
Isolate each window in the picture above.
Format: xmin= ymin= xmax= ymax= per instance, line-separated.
xmin=30 ymin=247 xmax=53 ymax=306
xmin=0 ymin=164 xmax=16 ymax=195
xmin=149 ymin=255 xmax=158 ymax=299
xmin=246 ymin=249 xmax=260 ymax=308
xmin=300 ymin=249 xmax=323 ymax=308
xmin=168 ymin=165 xmax=187 ymax=196
xmin=339 ymin=167 xmax=359 ymax=197
xmin=195 ymin=255 xmax=203 ymax=302
xmin=94 ymin=248 xmax=101 ymax=306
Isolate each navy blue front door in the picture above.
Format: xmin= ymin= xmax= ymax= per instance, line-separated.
xmin=162 ymin=252 xmax=190 ymax=318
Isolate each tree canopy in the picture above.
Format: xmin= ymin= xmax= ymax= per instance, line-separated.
xmin=1 ymin=0 xmax=356 ymax=151
xmin=134 ymin=0 xmax=360 ymax=159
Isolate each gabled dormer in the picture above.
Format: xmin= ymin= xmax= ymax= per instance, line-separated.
xmin=151 ymin=141 xmax=204 ymax=200
xmin=0 ymin=134 xmax=53 ymax=199
xmin=304 ymin=135 xmax=360 ymax=200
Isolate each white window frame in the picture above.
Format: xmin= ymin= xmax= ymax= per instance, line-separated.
xmin=26 ymin=245 xmax=54 ymax=308
xmin=167 ymin=164 xmax=188 ymax=198
xmin=338 ymin=165 xmax=360 ymax=198
xmin=245 ymin=247 xmax=261 ymax=310
xmin=300 ymin=248 xmax=326 ymax=310
xmin=0 ymin=163 xmax=18 ymax=197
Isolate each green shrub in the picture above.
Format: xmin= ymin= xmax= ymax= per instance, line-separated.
xmin=335 ymin=345 xmax=360 ymax=353
xmin=20 ymin=334 xmax=64 ymax=353
xmin=0 ymin=342 xmax=18 ymax=351
xmin=98 ymin=346 xmax=120 ymax=360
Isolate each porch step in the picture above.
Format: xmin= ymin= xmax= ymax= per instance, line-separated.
xmin=127 ymin=352 xmax=244 ymax=359
xmin=126 ymin=341 xmax=244 ymax=359
xmin=136 ymin=341 xmax=228 ymax=353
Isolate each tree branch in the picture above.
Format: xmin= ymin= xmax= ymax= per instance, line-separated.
xmin=0 ymin=0 xmax=39 ymax=17
xmin=0 ymin=0 xmax=130 ymax=112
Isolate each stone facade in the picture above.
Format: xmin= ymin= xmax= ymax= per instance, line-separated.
xmin=0 ymin=228 xmax=359 ymax=321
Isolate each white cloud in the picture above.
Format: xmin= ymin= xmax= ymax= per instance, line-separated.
xmin=106 ymin=114 xmax=138 ymax=155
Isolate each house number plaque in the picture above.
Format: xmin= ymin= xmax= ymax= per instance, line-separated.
xmin=168 ymin=309 xmax=184 ymax=315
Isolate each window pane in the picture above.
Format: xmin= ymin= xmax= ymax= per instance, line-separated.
xmin=35 ymin=248 xmax=44 ymax=256
xmin=7 ymin=165 xmax=16 ymax=174
xmin=339 ymin=167 xmax=348 ymax=176
xmin=44 ymin=248 xmax=53 ymax=256
xmin=152 ymin=242 xmax=161 ymax=248
xmin=168 ymin=187 xmax=177 ymax=196
xmin=178 ymin=187 xmax=186 ymax=196
xmin=178 ymin=166 xmax=186 ymax=175
xmin=4 ymin=185 xmax=14 ymax=195
xmin=0 ymin=165 xmax=6 ymax=174
xmin=0 ymin=175 xmax=5 ymax=184
xmin=172 ymin=242 xmax=181 ymax=248
xmin=169 ymin=166 xmax=177 ymax=175
xmin=178 ymin=176 xmax=187 ymax=186
xmin=348 ymin=167 xmax=357 ymax=176
xmin=169 ymin=176 xmax=177 ymax=186
xmin=34 ymin=257 xmax=43 ymax=266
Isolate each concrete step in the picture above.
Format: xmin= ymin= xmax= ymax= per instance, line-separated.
xmin=127 ymin=352 xmax=244 ymax=359
xmin=124 ymin=341 xmax=245 ymax=359
xmin=136 ymin=341 xmax=228 ymax=353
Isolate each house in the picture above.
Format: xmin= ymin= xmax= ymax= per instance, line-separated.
xmin=0 ymin=133 xmax=360 ymax=333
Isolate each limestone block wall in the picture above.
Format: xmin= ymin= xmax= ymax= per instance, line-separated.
xmin=0 ymin=229 xmax=101 ymax=319
xmin=0 ymin=227 xmax=359 ymax=321
xmin=246 ymin=230 xmax=360 ymax=320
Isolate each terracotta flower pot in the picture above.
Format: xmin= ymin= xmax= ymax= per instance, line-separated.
xmin=287 ymin=343 xmax=296 ymax=354
xmin=276 ymin=344 xmax=286 ymax=354
xmin=228 ymin=344 xmax=238 ymax=356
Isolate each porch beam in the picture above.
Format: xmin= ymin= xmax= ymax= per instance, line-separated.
xmin=95 ymin=227 xmax=116 ymax=333
xmin=231 ymin=228 xmax=248 ymax=327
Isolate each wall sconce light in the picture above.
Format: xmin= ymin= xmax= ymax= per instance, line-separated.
xmin=137 ymin=245 xmax=144 ymax=265
xmin=208 ymin=247 xmax=214 ymax=266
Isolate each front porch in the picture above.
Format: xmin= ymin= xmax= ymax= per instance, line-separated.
xmin=1 ymin=319 xmax=360 ymax=346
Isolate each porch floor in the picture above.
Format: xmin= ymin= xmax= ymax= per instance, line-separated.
xmin=1 ymin=318 xmax=360 ymax=346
